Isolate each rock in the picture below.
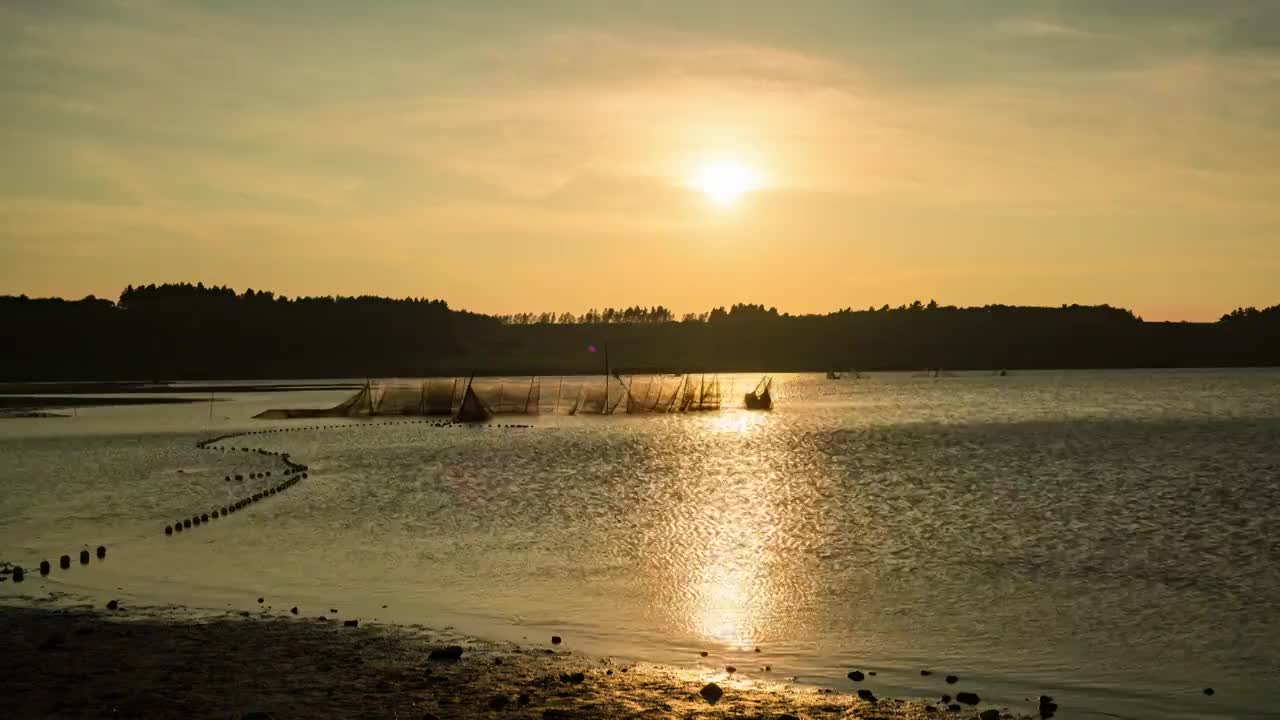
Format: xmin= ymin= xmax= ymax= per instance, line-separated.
xmin=780 ymin=715 xmax=800 ymax=720
xmin=699 ymin=682 xmax=724 ymax=705
xmin=755 ymin=647 xmax=761 ymax=653
xmin=60 ymin=555 xmax=71 ymax=569
xmin=517 ymin=693 xmax=530 ymax=706
xmin=106 ymin=600 xmax=119 ymax=610
xmin=857 ymin=689 xmax=877 ymax=703
xmin=257 ymin=597 xmax=264 ymax=604
xmin=11 ymin=567 xmax=22 ymax=582
xmin=956 ymin=691 xmax=980 ymax=705
xmin=343 ymin=620 xmax=358 ymax=627
xmin=921 ymin=669 xmax=932 ymax=676
xmin=765 ymin=665 xmax=772 ymax=671
xmin=488 ymin=695 xmax=509 ymax=710
xmin=96 ymin=546 xmax=106 ymax=559
xmin=981 ymin=710 xmax=1001 ymax=720
xmin=1203 ymin=688 xmax=1215 ymax=696
xmin=948 ymin=704 xmax=961 ymax=712
xmin=924 ymin=706 xmax=938 ymax=713
xmin=945 ymin=674 xmax=958 ymax=684
xmin=941 ymin=694 xmax=951 ymax=703
xmin=290 ymin=607 xmax=298 ymax=615
xmin=551 ymin=635 xmax=562 ymax=644
xmin=40 ymin=560 xmax=50 ymax=575
xmin=428 ymin=645 xmax=464 ymax=661
xmin=330 ymin=608 xmax=338 ymax=613
xmin=543 ymin=711 xmax=573 ymax=720
xmin=79 ymin=550 xmax=90 ymax=564
xmin=847 ymin=670 xmax=865 ymax=682
xmin=726 ymin=666 xmax=736 ymax=673
xmin=700 ymin=650 xmax=708 ymax=657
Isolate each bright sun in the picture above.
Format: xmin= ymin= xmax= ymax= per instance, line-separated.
xmin=689 ymin=159 xmax=760 ymax=207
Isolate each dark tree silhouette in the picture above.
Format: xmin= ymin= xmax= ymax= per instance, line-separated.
xmin=1 ymin=285 xmax=1277 ymax=380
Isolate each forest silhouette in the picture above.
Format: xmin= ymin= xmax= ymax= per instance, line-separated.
xmin=1 ymin=283 xmax=1277 ymax=380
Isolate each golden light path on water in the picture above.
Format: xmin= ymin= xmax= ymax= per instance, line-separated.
xmin=628 ymin=408 xmax=843 ymax=652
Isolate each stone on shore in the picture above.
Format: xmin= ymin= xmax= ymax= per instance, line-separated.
xmin=699 ymin=682 xmax=724 ymax=705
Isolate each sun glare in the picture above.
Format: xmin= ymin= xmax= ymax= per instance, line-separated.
xmin=689 ymin=160 xmax=760 ymax=207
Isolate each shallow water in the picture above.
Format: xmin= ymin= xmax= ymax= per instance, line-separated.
xmin=2 ymin=370 xmax=1278 ymax=719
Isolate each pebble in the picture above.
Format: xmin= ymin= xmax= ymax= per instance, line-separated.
xmin=980 ymin=710 xmax=1001 ymax=720
xmin=857 ymin=689 xmax=877 ymax=703
xmin=699 ymin=682 xmax=724 ymax=705
xmin=428 ymin=645 xmax=464 ymax=661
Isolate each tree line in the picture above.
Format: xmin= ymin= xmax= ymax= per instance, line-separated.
xmin=0 ymin=283 xmax=1276 ymax=380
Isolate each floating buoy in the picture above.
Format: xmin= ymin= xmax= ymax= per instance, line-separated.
xmin=165 ymin=526 xmax=173 ymax=535
xmin=220 ymin=507 xmax=228 ymax=516
xmin=183 ymin=519 xmax=192 ymax=528
xmin=79 ymin=550 xmax=90 ymax=565
xmin=225 ymin=476 xmax=231 ymax=482
xmin=235 ymin=475 xmax=243 ymax=481
xmin=12 ymin=567 xmax=24 ymax=582
xmin=40 ymin=560 xmax=51 ymax=575
xmin=97 ymin=546 xmax=106 ymax=559
xmin=60 ymin=554 xmax=71 ymax=569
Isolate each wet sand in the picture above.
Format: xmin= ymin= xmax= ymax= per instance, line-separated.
xmin=0 ymin=604 xmax=1025 ymax=719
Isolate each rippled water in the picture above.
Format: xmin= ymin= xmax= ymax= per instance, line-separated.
xmin=2 ymin=370 xmax=1278 ymax=719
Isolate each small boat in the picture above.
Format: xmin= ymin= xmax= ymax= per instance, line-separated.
xmin=744 ymin=376 xmax=773 ymax=410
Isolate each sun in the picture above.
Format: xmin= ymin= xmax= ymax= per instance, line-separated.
xmin=689 ymin=159 xmax=760 ymax=207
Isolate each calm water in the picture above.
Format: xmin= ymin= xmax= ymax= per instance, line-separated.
xmin=2 ymin=371 xmax=1278 ymax=719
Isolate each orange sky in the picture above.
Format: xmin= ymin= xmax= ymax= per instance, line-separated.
xmin=2 ymin=1 xmax=1278 ymax=320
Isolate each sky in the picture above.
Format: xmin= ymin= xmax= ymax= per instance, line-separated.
xmin=2 ymin=1 xmax=1278 ymax=321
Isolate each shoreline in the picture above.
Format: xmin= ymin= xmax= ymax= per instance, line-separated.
xmin=0 ymin=603 xmax=1026 ymax=719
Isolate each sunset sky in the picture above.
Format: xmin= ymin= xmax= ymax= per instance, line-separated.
xmin=2 ymin=1 xmax=1278 ymax=320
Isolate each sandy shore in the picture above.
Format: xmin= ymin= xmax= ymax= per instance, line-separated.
xmin=0 ymin=603 xmax=1027 ymax=720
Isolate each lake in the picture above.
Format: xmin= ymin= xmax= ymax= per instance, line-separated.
xmin=2 ymin=370 xmax=1277 ymax=719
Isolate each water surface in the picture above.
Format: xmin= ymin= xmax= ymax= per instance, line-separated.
xmin=2 ymin=370 xmax=1277 ymax=719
